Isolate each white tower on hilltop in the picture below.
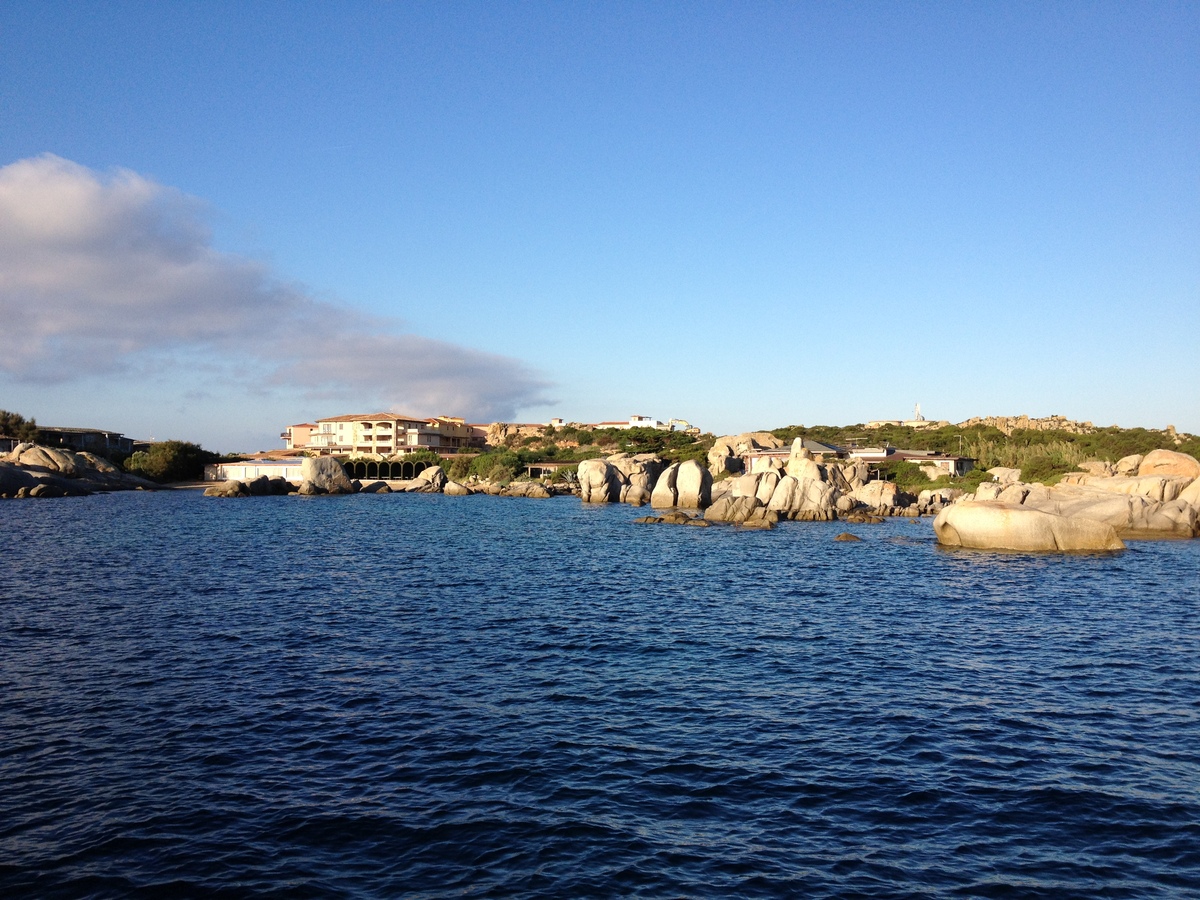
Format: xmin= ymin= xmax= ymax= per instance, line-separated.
xmin=914 ymin=402 xmax=923 ymax=422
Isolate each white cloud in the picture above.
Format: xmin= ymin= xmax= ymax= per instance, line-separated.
xmin=0 ymin=154 xmax=551 ymax=421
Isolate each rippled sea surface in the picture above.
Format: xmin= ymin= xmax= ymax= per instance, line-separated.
xmin=2 ymin=491 xmax=1199 ymax=898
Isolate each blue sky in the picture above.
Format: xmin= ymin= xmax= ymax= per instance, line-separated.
xmin=1 ymin=2 xmax=1196 ymax=451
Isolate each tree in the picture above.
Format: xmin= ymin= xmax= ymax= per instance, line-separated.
xmin=124 ymin=441 xmax=220 ymax=482
xmin=0 ymin=409 xmax=39 ymax=442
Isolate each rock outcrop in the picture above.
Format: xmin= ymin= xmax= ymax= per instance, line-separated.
xmin=767 ymin=475 xmax=835 ymax=520
xmin=204 ymin=480 xmax=249 ymax=498
xmin=301 ymin=457 xmax=354 ymax=494
xmin=703 ymin=495 xmax=779 ymax=528
xmin=607 ymin=453 xmax=664 ymax=505
xmin=706 ymin=432 xmax=784 ymax=476
xmin=1115 ymin=454 xmax=1143 ymax=476
xmin=1138 ymin=449 xmax=1200 ymax=479
xmin=1 ymin=443 xmax=157 ymax=498
xmin=956 ymin=415 xmax=1095 ymax=435
xmin=987 ymin=467 xmax=1022 ymax=484
xmin=933 ymin=501 xmax=1125 ymax=552
xmin=406 ymin=465 xmax=448 ymax=493
xmin=674 ymin=460 xmax=711 ymax=509
xmin=950 ymin=449 xmax=1200 ymax=540
xmin=503 ymin=481 xmax=553 ymax=499
xmin=650 ymin=463 xmax=680 ymax=508
xmin=579 ymin=458 xmax=624 ymax=503
xmin=850 ymin=480 xmax=902 ymax=511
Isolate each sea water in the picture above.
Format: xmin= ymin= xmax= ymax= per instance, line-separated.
xmin=2 ymin=491 xmax=1198 ymax=897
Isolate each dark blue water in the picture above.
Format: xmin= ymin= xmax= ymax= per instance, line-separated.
xmin=1 ymin=491 xmax=1198 ymax=898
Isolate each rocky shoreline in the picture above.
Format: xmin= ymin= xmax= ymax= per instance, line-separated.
xmin=0 ymin=443 xmax=158 ymax=497
xmin=6 ymin=438 xmax=1199 ymax=553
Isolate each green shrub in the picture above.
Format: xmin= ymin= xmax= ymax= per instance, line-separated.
xmin=874 ymin=460 xmax=934 ymax=492
xmin=1019 ymin=454 xmax=1074 ymax=485
xmin=550 ymin=465 xmax=577 ymax=484
xmin=125 ymin=441 xmax=221 ymax=483
xmin=469 ymin=451 xmax=521 ymax=480
xmin=485 ymin=463 xmax=516 ymax=483
xmin=400 ymin=449 xmax=445 ymax=467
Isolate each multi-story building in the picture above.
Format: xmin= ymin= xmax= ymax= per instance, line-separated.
xmin=282 ymin=413 xmax=482 ymax=456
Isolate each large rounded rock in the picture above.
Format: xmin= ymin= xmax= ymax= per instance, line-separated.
xmin=851 ymin=481 xmax=900 ymax=509
xmin=755 ymin=470 xmax=780 ymax=505
xmin=674 ymin=460 xmax=711 ymax=509
xmin=730 ymin=472 xmax=761 ymax=498
xmin=974 ymin=482 xmax=1004 ymax=502
xmin=579 ymin=458 xmax=623 ymax=503
xmin=705 ymin=494 xmax=758 ymax=523
xmin=0 ymin=461 xmax=38 ymax=495
xmin=408 ymin=465 xmax=448 ymax=493
xmin=504 ymin=481 xmax=552 ymax=499
xmin=18 ymin=446 xmax=80 ymax=476
xmin=987 ymin=467 xmax=1022 ymax=484
xmin=443 ymin=480 xmax=471 ymax=496
xmin=301 ymin=457 xmax=353 ymax=494
xmin=933 ymin=501 xmax=1124 ymax=552
xmin=609 ymin=454 xmax=662 ymax=505
xmin=767 ymin=475 xmax=834 ymax=519
xmin=245 ymin=475 xmax=272 ymax=496
xmin=1115 ymin=454 xmax=1143 ymax=476
xmin=650 ymin=463 xmax=679 ymax=508
xmin=1138 ymin=449 xmax=1200 ymax=479
xmin=785 ymin=445 xmax=822 ymax=482
xmin=204 ymin=480 xmax=248 ymax=498
xmin=1180 ymin=478 xmax=1200 ymax=509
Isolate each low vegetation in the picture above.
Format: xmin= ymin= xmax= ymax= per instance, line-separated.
xmin=772 ymin=423 xmax=1198 ymax=474
xmin=124 ymin=441 xmax=224 ymax=483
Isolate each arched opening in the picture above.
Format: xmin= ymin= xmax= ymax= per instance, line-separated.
xmin=367 ymin=462 xmax=378 ymax=479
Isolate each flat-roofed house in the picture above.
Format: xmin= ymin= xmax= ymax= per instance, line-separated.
xmin=38 ymin=426 xmax=135 ymax=455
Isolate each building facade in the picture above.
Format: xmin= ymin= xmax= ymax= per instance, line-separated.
xmin=283 ymin=413 xmax=482 ymax=456
xmin=37 ymin=427 xmax=135 ymax=455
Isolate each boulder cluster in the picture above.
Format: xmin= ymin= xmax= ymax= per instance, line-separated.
xmin=933 ymin=449 xmax=1200 ymax=552
xmin=578 ymin=438 xmax=945 ymax=530
xmin=0 ymin=443 xmax=157 ymax=498
xmin=204 ymin=457 xmax=568 ymax=500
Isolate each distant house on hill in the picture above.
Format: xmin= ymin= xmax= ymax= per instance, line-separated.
xmin=591 ymin=415 xmax=695 ymax=432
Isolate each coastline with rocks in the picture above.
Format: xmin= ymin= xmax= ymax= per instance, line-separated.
xmin=6 ymin=433 xmax=1199 ymax=554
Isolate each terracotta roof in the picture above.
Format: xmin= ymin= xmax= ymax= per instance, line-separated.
xmin=315 ymin=412 xmax=429 ymax=423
